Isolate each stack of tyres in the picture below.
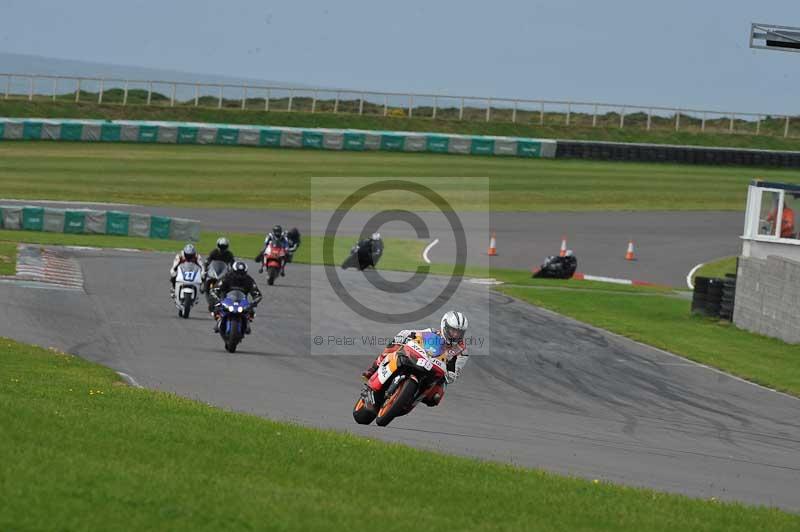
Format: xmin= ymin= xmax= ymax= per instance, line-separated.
xmin=720 ymin=274 xmax=736 ymax=322
xmin=691 ymin=277 xmax=710 ymax=315
xmin=705 ymin=278 xmax=724 ymax=317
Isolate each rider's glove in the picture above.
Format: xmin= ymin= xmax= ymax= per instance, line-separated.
xmin=445 ymin=371 xmax=457 ymax=384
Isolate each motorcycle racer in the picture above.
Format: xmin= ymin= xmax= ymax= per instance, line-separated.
xmin=361 ymin=311 xmax=469 ymax=406
xmin=205 ymin=237 xmax=235 ymax=268
xmin=212 ymin=261 xmax=263 ymax=334
xmin=169 ymin=244 xmax=203 ymax=291
xmin=255 ymin=225 xmax=291 ymax=275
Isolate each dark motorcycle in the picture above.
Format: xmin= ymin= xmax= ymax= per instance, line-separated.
xmin=204 ymin=260 xmax=230 ymax=310
xmin=215 ymin=289 xmax=252 ymax=353
xmin=342 ymin=236 xmax=383 ymax=270
xmin=532 ymin=254 xmax=577 ymax=279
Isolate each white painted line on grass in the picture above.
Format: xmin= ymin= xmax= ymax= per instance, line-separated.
xmin=116 ymin=371 xmax=143 ymax=388
xmin=422 ymin=238 xmax=439 ymax=264
xmin=686 ymin=262 xmax=705 ymax=290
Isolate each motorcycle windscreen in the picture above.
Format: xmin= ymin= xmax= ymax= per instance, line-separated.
xmin=208 ymin=260 xmax=229 ymax=278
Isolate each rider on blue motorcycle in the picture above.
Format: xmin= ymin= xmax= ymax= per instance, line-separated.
xmin=212 ymin=261 xmax=263 ymax=334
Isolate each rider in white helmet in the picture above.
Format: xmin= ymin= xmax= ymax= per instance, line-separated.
xmin=169 ymin=243 xmax=203 ymax=292
xmin=361 ymin=311 xmax=470 ymax=391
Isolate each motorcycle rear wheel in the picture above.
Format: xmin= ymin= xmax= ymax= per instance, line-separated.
xmin=375 ymin=379 xmax=418 ymax=427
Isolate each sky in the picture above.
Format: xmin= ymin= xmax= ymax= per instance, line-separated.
xmin=0 ymin=0 xmax=798 ymax=114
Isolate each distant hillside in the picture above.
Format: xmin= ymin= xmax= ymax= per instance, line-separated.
xmin=0 ymin=52 xmax=315 ymax=88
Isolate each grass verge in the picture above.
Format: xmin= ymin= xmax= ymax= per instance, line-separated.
xmin=4 ymin=100 xmax=800 ymax=151
xmin=694 ymin=256 xmax=737 ymax=281
xmin=2 ymin=143 xmax=800 ymax=211
xmin=499 ymin=286 xmax=800 ymax=396
xmin=1 ymin=338 xmax=798 ymax=531
xmin=0 ymin=241 xmax=16 ymax=275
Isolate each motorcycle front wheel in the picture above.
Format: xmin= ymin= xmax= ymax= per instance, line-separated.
xmin=267 ymin=266 xmax=279 ymax=285
xmin=375 ymin=378 xmax=418 ymax=427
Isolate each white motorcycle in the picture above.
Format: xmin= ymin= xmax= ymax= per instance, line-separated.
xmin=174 ymin=262 xmax=203 ymax=318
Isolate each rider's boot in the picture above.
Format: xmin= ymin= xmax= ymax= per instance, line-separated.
xmin=258 ymin=266 xmax=264 ymax=274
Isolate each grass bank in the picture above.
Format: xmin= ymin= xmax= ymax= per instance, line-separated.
xmin=694 ymin=256 xmax=737 ymax=281
xmin=500 ymin=286 xmax=800 ymax=396
xmin=4 ymin=99 xmax=800 ymax=151
xmin=0 ymin=241 xmax=16 ymax=275
xmin=1 ymin=338 xmax=797 ymax=531
xmin=2 ymin=143 xmax=800 ymax=211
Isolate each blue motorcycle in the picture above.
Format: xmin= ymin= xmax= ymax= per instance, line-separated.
xmin=216 ymin=289 xmax=252 ymax=353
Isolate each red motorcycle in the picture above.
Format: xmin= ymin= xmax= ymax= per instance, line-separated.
xmin=353 ymin=339 xmax=448 ymax=427
xmin=262 ymin=241 xmax=287 ymax=286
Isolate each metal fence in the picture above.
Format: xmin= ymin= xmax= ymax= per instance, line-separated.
xmin=1 ymin=72 xmax=796 ymax=138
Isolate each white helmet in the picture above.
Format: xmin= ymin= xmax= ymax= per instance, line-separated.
xmin=440 ymin=311 xmax=468 ymax=345
xmin=565 ymin=249 xmax=574 ymax=257
xmin=371 ymin=232 xmax=381 ymax=240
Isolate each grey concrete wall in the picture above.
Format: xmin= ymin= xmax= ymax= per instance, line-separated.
xmin=733 ymin=255 xmax=800 ymax=343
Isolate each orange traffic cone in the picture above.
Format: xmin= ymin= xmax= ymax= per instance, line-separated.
xmin=559 ymin=236 xmax=568 ymax=257
xmin=625 ymin=240 xmax=636 ymax=261
xmin=487 ymin=232 xmax=497 ymax=256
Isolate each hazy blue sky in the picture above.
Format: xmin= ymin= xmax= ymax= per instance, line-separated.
xmin=0 ymin=0 xmax=797 ymax=113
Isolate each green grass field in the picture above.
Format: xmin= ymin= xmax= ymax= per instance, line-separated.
xmin=500 ymin=286 xmax=800 ymax=396
xmin=694 ymin=256 xmax=737 ymax=281
xmin=4 ymin=99 xmax=800 ymax=150
xmin=0 ymin=241 xmax=16 ymax=275
xmin=2 ymin=338 xmax=798 ymax=532
xmin=2 ymin=142 xmax=800 ymax=211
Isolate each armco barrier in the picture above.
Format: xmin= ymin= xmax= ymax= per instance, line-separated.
xmin=0 ymin=205 xmax=200 ymax=242
xmin=0 ymin=118 xmax=557 ymax=159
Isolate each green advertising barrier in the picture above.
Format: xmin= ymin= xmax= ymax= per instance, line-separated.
xmin=260 ymin=130 xmax=282 ymax=147
xmin=138 ymin=125 xmax=159 ymax=142
xmin=22 ymin=206 xmax=44 ymax=231
xmin=380 ymin=134 xmax=405 ymax=151
xmin=0 ymin=118 xmax=557 ymax=159
xmin=471 ymin=138 xmax=495 ymax=155
xmin=149 ymin=216 xmax=172 ymax=239
xmin=100 ymin=123 xmax=121 ymax=142
xmin=517 ymin=140 xmax=542 ymax=157
xmin=216 ymin=128 xmax=239 ymax=144
xmin=59 ymin=123 xmax=84 ymax=141
xmin=106 ymin=211 xmax=130 ymax=236
xmin=302 ymin=131 xmax=324 ymax=149
xmin=64 ymin=211 xmax=86 ymax=234
xmin=426 ymin=136 xmax=449 ymax=153
xmin=23 ymin=121 xmax=42 ymax=140
xmin=343 ymin=133 xmax=365 ymax=151
xmin=177 ymin=126 xmax=198 ymax=144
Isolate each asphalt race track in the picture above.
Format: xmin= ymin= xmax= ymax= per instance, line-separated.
xmin=1 ymin=247 xmax=798 ymax=510
xmin=2 ymin=200 xmax=742 ymax=287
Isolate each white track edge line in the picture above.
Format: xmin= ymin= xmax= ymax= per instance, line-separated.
xmin=686 ymin=262 xmax=705 ymax=290
xmin=116 ymin=371 xmax=143 ymax=388
xmin=422 ymin=238 xmax=439 ymax=264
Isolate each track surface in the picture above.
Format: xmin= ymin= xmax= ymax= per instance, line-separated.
xmin=1 ymin=247 xmax=798 ymax=510
xmin=2 ymin=201 xmax=742 ymax=286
